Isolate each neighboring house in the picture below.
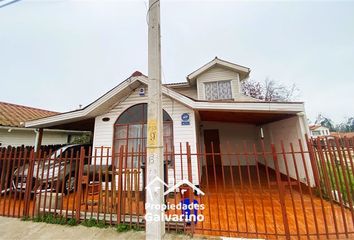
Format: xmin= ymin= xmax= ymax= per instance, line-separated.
xmin=309 ymin=124 xmax=330 ymax=137
xmin=25 ymin=57 xmax=312 ymax=186
xmin=0 ymin=101 xmax=86 ymax=147
xmin=331 ymin=131 xmax=354 ymax=138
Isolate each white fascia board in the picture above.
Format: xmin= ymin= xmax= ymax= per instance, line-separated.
xmin=193 ymin=101 xmax=305 ymax=113
xmin=0 ymin=126 xmax=90 ymax=134
xmin=188 ymin=58 xmax=250 ymax=81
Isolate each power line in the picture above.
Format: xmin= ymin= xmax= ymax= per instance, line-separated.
xmin=0 ymin=0 xmax=23 ymax=9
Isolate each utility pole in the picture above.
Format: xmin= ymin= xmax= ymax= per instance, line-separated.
xmin=146 ymin=0 xmax=165 ymax=239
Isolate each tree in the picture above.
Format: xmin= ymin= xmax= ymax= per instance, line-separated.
xmin=70 ymin=134 xmax=92 ymax=144
xmin=315 ymin=114 xmax=336 ymax=132
xmin=241 ymin=78 xmax=299 ymax=102
xmin=335 ymin=117 xmax=354 ymax=132
xmin=345 ymin=117 xmax=354 ymax=132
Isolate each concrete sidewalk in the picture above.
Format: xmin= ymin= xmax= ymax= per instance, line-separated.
xmin=0 ymin=217 xmax=214 ymax=240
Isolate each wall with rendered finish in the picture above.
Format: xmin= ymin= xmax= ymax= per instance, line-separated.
xmin=0 ymin=129 xmax=69 ymax=147
xmin=200 ymin=121 xmax=260 ymax=166
xmin=262 ymin=115 xmax=315 ymax=186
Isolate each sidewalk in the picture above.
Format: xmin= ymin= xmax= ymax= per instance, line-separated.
xmin=0 ymin=217 xmax=215 ymax=240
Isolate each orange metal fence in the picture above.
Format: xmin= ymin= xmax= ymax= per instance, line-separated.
xmin=0 ymin=136 xmax=353 ymax=239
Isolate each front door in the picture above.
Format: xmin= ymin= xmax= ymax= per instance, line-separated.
xmin=204 ymin=129 xmax=221 ymax=174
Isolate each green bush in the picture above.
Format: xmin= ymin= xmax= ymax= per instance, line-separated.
xmin=116 ymin=224 xmax=143 ymax=232
xmin=96 ymin=220 xmax=107 ymax=229
xmin=22 ymin=213 xmax=144 ymax=233
xmin=81 ymin=218 xmax=107 ymax=229
xmin=29 ymin=214 xmax=76 ymax=226
xmin=81 ymin=218 xmax=97 ymax=228
xmin=67 ymin=218 xmax=77 ymax=226
xmin=116 ymin=224 xmax=129 ymax=232
xmin=21 ymin=216 xmax=31 ymax=221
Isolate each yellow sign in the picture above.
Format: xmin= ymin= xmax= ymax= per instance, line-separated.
xmin=147 ymin=119 xmax=158 ymax=147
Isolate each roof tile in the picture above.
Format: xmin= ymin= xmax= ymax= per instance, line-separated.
xmin=0 ymin=102 xmax=59 ymax=127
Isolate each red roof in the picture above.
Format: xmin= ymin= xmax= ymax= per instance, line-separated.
xmin=0 ymin=102 xmax=58 ymax=127
xmin=131 ymin=71 xmax=144 ymax=77
xmin=330 ymin=132 xmax=354 ymax=138
xmin=309 ymin=125 xmax=322 ymax=130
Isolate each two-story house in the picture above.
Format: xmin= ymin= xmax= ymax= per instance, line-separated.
xmin=25 ymin=57 xmax=313 ymax=187
xmin=309 ymin=124 xmax=330 ymax=137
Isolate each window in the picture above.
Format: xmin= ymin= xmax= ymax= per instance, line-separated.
xmin=312 ymin=130 xmax=320 ymax=136
xmin=204 ymin=80 xmax=232 ymax=100
xmin=113 ymin=103 xmax=173 ymax=168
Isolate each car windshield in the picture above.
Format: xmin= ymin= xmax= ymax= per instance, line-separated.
xmin=49 ymin=145 xmax=80 ymax=159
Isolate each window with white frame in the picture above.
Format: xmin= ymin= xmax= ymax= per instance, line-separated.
xmin=204 ymin=80 xmax=232 ymax=100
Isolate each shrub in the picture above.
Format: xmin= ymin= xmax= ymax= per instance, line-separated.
xmin=116 ymin=224 xmax=129 ymax=232
xmin=67 ymin=218 xmax=77 ymax=226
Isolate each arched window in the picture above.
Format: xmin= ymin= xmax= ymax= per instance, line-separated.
xmin=113 ymin=103 xmax=173 ymax=167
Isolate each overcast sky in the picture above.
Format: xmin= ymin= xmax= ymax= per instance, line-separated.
xmin=1 ymin=0 xmax=353 ymax=124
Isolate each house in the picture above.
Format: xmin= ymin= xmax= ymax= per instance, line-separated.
xmin=25 ymin=57 xmax=312 ymax=186
xmin=0 ymin=101 xmax=87 ymax=147
xmin=309 ymin=124 xmax=330 ymax=137
xmin=330 ymin=131 xmax=354 ymax=138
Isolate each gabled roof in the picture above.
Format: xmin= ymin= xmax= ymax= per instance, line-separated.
xmin=25 ymin=74 xmax=195 ymax=128
xmin=309 ymin=125 xmax=328 ymax=131
xmin=0 ymin=102 xmax=58 ymax=127
xmin=187 ymin=57 xmax=250 ymax=84
xmin=26 ymin=70 xmax=305 ymax=129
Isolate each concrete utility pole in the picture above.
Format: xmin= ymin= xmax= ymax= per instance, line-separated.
xmin=146 ymin=0 xmax=165 ymax=239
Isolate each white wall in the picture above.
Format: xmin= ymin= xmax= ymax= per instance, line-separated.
xmin=262 ymin=115 xmax=315 ymax=186
xmin=310 ymin=126 xmax=330 ymax=137
xmin=172 ymin=86 xmax=198 ymax=99
xmin=92 ymin=84 xmax=199 ymax=185
xmin=200 ymin=122 xmax=260 ymax=166
xmin=0 ymin=129 xmax=69 ymax=147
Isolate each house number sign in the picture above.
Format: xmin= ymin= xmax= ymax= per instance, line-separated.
xmin=181 ymin=113 xmax=190 ymax=126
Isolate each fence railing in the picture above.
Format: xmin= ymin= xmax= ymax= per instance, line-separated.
xmin=0 ymin=136 xmax=353 ymax=239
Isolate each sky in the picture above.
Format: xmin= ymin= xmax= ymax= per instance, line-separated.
xmin=0 ymin=0 xmax=354 ymax=124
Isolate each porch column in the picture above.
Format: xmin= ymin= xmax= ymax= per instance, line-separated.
xmin=34 ymin=128 xmax=43 ymax=154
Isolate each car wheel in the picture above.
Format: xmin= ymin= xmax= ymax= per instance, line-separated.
xmin=64 ymin=175 xmax=76 ymax=195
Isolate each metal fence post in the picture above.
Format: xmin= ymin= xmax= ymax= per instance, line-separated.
xmin=116 ymin=146 xmax=124 ymax=224
xmin=305 ymin=134 xmax=321 ymax=187
xmin=75 ymin=147 xmax=85 ymax=222
xmin=23 ymin=149 xmax=35 ymax=217
xmin=271 ymin=144 xmax=290 ymax=240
